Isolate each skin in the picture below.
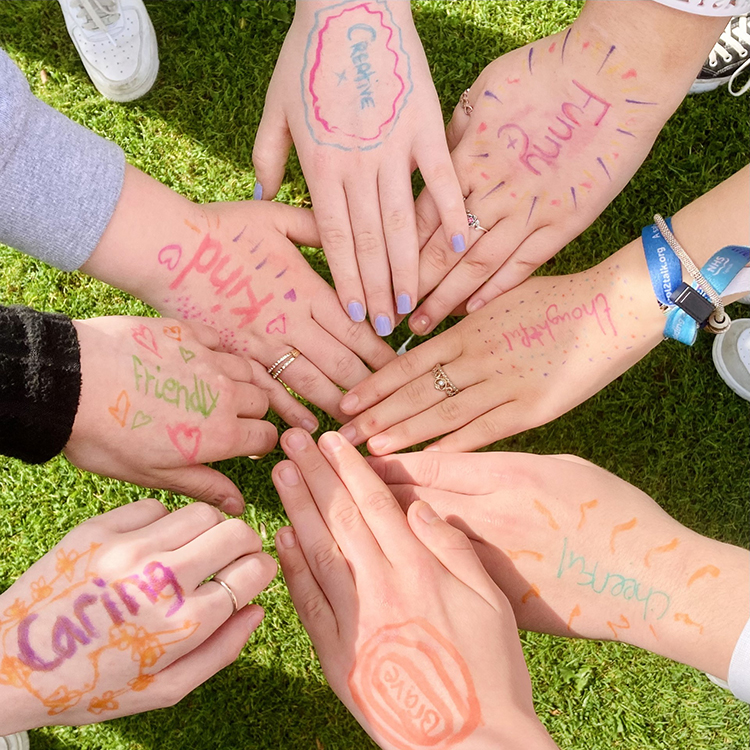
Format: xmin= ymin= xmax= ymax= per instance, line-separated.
xmin=0 ymin=499 xmax=277 ymax=734
xmin=369 ymin=450 xmax=749 ymax=682
xmin=338 ymin=166 xmax=750 ymax=454
xmin=409 ymin=0 xmax=727 ymax=334
xmin=64 ymin=316 xmax=277 ymax=516
xmin=273 ymin=430 xmax=558 ymax=750
xmin=253 ymin=0 xmax=466 ymax=334
xmin=81 ymin=166 xmax=397 ymax=427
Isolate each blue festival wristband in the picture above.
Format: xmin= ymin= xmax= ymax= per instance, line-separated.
xmin=642 ymin=217 xmax=681 ymax=308
xmin=664 ymin=245 xmax=750 ymax=345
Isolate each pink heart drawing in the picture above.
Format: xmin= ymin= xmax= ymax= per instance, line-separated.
xmin=158 ymin=244 xmax=182 ymax=271
xmin=265 ymin=314 xmax=287 ymax=335
xmin=166 ymin=423 xmax=202 ymax=462
xmin=132 ymin=324 xmax=162 ymax=358
xmin=284 ymin=289 xmax=297 ymax=302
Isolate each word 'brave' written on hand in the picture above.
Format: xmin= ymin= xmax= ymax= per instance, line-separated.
xmin=303 ymin=0 xmax=412 ymax=150
xmin=557 ymin=537 xmax=671 ymax=622
xmin=501 ymin=292 xmax=616 ymax=351
xmin=133 ymin=355 xmax=220 ymax=418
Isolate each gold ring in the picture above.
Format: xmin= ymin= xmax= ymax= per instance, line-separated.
xmin=460 ymin=88 xmax=473 ymax=116
xmin=268 ymin=348 xmax=300 ymax=380
xmin=212 ymin=577 xmax=239 ymax=616
xmin=432 ymin=364 xmax=459 ymax=397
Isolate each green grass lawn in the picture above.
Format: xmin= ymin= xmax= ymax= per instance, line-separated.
xmin=1 ymin=1 xmax=748 ymax=748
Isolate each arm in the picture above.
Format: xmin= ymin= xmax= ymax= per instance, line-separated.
xmin=0 ymin=499 xmax=276 ymax=733
xmin=338 ymin=166 xmax=750 ymax=454
xmin=252 ymin=0 xmax=467 ymax=333
xmin=408 ymin=0 xmax=729 ymax=333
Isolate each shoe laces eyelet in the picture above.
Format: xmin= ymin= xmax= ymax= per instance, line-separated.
xmin=741 ymin=50 xmax=749 ymax=58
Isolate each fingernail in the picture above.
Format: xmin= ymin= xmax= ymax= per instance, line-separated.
xmin=397 ymin=294 xmax=413 ymax=315
xmin=368 ymin=434 xmax=390 ymax=453
xmin=466 ymin=299 xmax=486 ymax=314
xmin=339 ymin=424 xmax=357 ymax=443
xmin=411 ymin=315 xmax=431 ymax=334
xmin=253 ymin=182 xmax=263 ymax=201
xmin=340 ymin=393 xmax=359 ymax=413
xmin=279 ymin=464 xmax=300 ymax=486
xmin=285 ymin=430 xmax=308 ymax=453
xmin=277 ymin=528 xmax=297 ymax=548
xmin=320 ymin=431 xmax=344 ymax=453
xmin=424 ymin=444 xmax=441 ymax=452
xmin=452 ymin=234 xmax=466 ymax=253
xmin=416 ymin=501 xmax=439 ymax=524
xmin=301 ymin=418 xmax=318 ymax=433
xmin=348 ymin=301 xmax=366 ymax=323
xmin=246 ymin=607 xmax=264 ymax=630
xmin=375 ymin=315 xmax=393 ymax=337
xmin=221 ymin=497 xmax=245 ymax=516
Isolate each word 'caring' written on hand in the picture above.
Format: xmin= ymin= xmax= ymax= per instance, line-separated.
xmin=303 ymin=0 xmax=412 ymax=150
xmin=501 ymin=292 xmax=616 ymax=351
xmin=132 ymin=355 xmax=220 ymax=418
xmin=556 ymin=537 xmax=671 ymax=622
xmin=349 ymin=618 xmax=480 ymax=750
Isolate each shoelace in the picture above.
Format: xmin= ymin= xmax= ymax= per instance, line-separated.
xmin=709 ymin=15 xmax=750 ymax=66
xmin=729 ymin=58 xmax=750 ymax=96
xmin=70 ymin=0 xmax=120 ymax=35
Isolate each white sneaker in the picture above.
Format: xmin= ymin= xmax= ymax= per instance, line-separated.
xmin=0 ymin=733 xmax=29 ymax=750
xmin=712 ymin=318 xmax=750 ymax=401
xmin=57 ymin=0 xmax=159 ymax=102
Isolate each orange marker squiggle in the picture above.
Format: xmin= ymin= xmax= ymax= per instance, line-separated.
xmin=674 ymin=613 xmax=704 ymax=634
xmin=644 ymin=538 xmax=680 ymax=568
xmin=505 ymin=550 xmax=544 ymax=561
xmin=609 ymin=517 xmax=637 ymax=553
xmin=577 ymin=499 xmax=598 ymax=529
xmin=533 ymin=500 xmax=560 ymax=530
xmin=687 ymin=565 xmax=720 ymax=587
xmin=567 ymin=604 xmax=581 ymax=631
xmin=521 ymin=584 xmax=541 ymax=604
xmin=606 ymin=614 xmax=630 ymax=640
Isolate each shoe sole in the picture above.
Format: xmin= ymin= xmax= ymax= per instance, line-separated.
xmin=712 ymin=318 xmax=750 ymax=401
xmin=689 ymin=76 xmax=731 ymax=94
xmin=0 ymin=733 xmax=30 ymax=750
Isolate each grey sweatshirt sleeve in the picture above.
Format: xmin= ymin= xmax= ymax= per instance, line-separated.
xmin=0 ymin=48 xmax=125 ymax=271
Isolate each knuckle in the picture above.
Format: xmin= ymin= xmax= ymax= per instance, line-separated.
xmin=415 ymin=209 xmax=435 ymax=240
xmin=421 ymin=244 xmax=451 ymax=275
xmin=353 ymin=230 xmax=384 ymax=260
xmin=222 ymin=518 xmax=259 ymax=547
xmin=300 ymin=592 xmax=331 ymax=624
xmin=462 ymin=253 xmax=495 ymax=279
xmin=364 ymin=489 xmax=395 ymax=513
xmin=190 ymin=502 xmax=223 ymax=525
xmin=383 ymin=208 xmax=410 ymax=235
xmin=329 ymin=501 xmax=362 ymax=532
xmin=294 ymin=371 xmax=320 ymax=395
xmin=318 ymin=224 xmax=352 ymax=254
xmin=333 ymin=354 xmax=360 ymax=383
xmin=475 ymin=413 xmax=503 ymax=441
xmin=440 ymin=523 xmax=474 ymax=551
xmin=398 ymin=354 xmax=423 ymax=380
xmin=436 ymin=397 xmax=463 ymax=423
xmin=417 ymin=455 xmax=443 ymax=487
xmin=403 ymin=378 xmax=429 ymax=407
xmin=310 ymin=539 xmax=341 ymax=573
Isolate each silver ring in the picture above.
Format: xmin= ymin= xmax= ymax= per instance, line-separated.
xmin=267 ymin=348 xmax=300 ymax=380
xmin=212 ymin=577 xmax=239 ymax=616
xmin=466 ymin=211 xmax=488 ymax=233
xmin=460 ymin=88 xmax=473 ymax=116
xmin=432 ymin=364 xmax=459 ymax=397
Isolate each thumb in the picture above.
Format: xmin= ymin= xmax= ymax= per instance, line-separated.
xmin=160 ymin=465 xmax=246 ymax=516
xmin=272 ymin=203 xmax=321 ymax=249
xmin=252 ymin=103 xmax=293 ymax=201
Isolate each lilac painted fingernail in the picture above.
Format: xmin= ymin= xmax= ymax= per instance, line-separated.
xmin=253 ymin=182 xmax=263 ymax=201
xmin=375 ymin=315 xmax=393 ymax=337
xmin=397 ymin=294 xmax=413 ymax=315
xmin=348 ymin=301 xmax=366 ymax=323
xmin=452 ymin=233 xmax=466 ymax=253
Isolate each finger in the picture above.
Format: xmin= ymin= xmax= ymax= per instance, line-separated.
xmin=269 ymin=203 xmax=322 ymax=249
xmin=138 ymin=501 xmax=224 ymax=550
xmin=157 ymin=466 xmax=247 ymax=516
xmin=181 ymin=321 xmax=221 ymax=350
xmin=338 ymin=361 xmax=486 ymax=453
xmin=272 ymin=459 xmax=357 ymax=610
xmin=345 ymin=177 xmax=394 ymax=335
xmin=252 ymin=102 xmax=293 ymax=200
xmin=415 ymin=137 xmax=467 ymax=259
xmin=212 ymin=352 xmax=255 ymax=384
xmin=231 ymin=381 xmax=270 ymax=419
xmin=378 ymin=163 xmax=419 ymax=317
xmin=151 ymin=605 xmax=265 ymax=710
xmin=414 ymin=188 xmax=442 ymax=249
xmin=172 ymin=518 xmax=263 ymax=589
xmin=407 ymin=501 xmax=506 ymax=610
xmin=338 ymin=330 xmax=461 ymax=417
xmin=196 ymin=552 xmax=278 ymax=619
xmin=312 ymin=184 xmax=366 ymax=324
xmin=279 ymin=429 xmax=382 ymax=565
xmin=250 ymin=363 xmax=319 ymax=433
xmin=318 ymin=432 xmax=416 ymax=562
xmin=298 ymin=323 xmax=371 ymax=390
xmin=311 ymin=298 xmax=397 ymax=373
xmin=368 ymin=451 xmax=498 ymax=495
xmin=94 ymin=497 xmax=169 ymax=533
xmin=275 ymin=526 xmax=338 ymax=649
xmin=237 ymin=418 xmax=278 ymax=457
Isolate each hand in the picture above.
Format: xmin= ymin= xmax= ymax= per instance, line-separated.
xmin=271 ymin=430 xmax=557 ymax=750
xmin=369 ymin=450 xmax=749 ymax=681
xmin=133 ymin=198 xmax=397 ymax=425
xmin=253 ymin=0 xmax=466 ymax=334
xmin=64 ymin=316 xmax=276 ymax=515
xmin=407 ymin=4 xmax=727 ymax=334
xmin=338 ymin=239 xmax=664 ymax=454
xmin=0 ymin=499 xmax=277 ymax=733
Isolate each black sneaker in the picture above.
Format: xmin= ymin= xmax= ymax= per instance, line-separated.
xmin=690 ymin=15 xmax=750 ymax=94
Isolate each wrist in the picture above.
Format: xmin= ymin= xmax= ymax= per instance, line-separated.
xmin=473 ymin=712 xmax=558 ymax=750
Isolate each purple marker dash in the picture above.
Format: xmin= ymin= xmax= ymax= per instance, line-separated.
xmin=232 ymin=225 xmax=247 ymax=243
xmin=484 ymin=90 xmax=502 ymax=103
xmin=275 ymin=267 xmax=288 ymax=279
xmin=481 ymin=181 xmax=505 ymax=200
xmin=250 ymin=239 xmax=263 ymax=254
xmin=570 ymin=186 xmax=577 ymax=209
xmin=469 ymin=153 xmax=490 ymax=158
xmin=255 ymin=257 xmax=268 ymax=270
xmin=625 ymin=99 xmax=658 ymax=105
xmin=528 ymin=47 xmax=534 ymax=74
xmin=597 ymin=157 xmax=611 ymax=180
xmin=616 ymin=128 xmax=636 ymax=138
xmin=526 ymin=195 xmax=538 ymax=225
xmin=597 ymin=45 xmax=616 ymax=74
xmin=561 ymin=28 xmax=572 ymax=63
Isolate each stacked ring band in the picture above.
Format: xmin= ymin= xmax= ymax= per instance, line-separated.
xmin=212 ymin=577 xmax=239 ymax=616
xmin=466 ymin=212 xmax=488 ymax=233
xmin=267 ymin=348 xmax=300 ymax=380
xmin=432 ymin=364 xmax=460 ymax=397
xmin=460 ymin=88 xmax=473 ymax=116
